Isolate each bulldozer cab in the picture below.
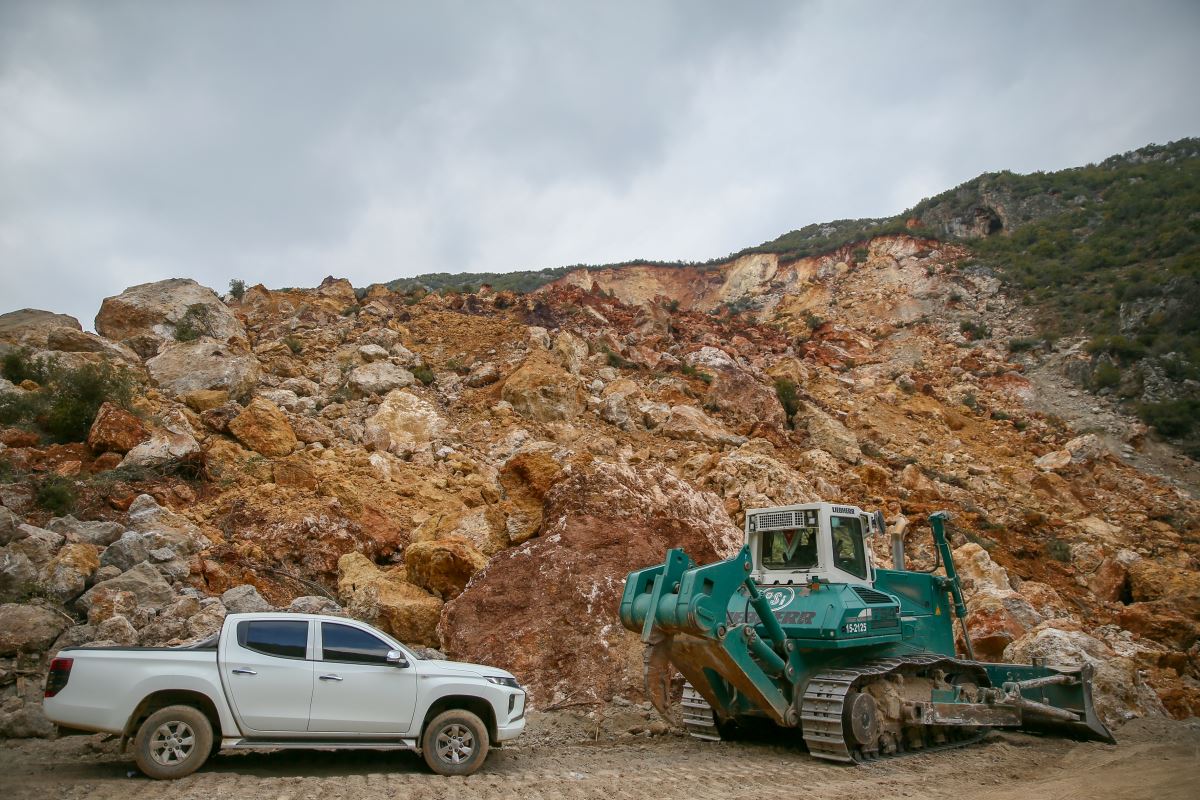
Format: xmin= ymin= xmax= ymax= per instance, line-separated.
xmin=746 ymin=502 xmax=877 ymax=588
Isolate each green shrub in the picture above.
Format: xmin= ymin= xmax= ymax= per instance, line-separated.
xmin=774 ymin=378 xmax=800 ymax=428
xmin=681 ymin=363 xmax=713 ymax=384
xmin=959 ymin=319 xmax=991 ymax=340
xmin=1137 ymin=398 xmax=1199 ymax=438
xmin=2 ymin=348 xmax=54 ymax=385
xmin=603 ymin=347 xmax=638 ymax=370
xmin=35 ymin=476 xmax=76 ymax=515
xmin=283 ymin=336 xmax=303 ymax=354
xmin=340 ymin=305 xmax=360 ymax=317
xmin=174 ymin=303 xmax=215 ymax=342
xmin=1045 ymin=538 xmax=1072 ymax=562
xmin=228 ymin=279 xmax=246 ymax=300
xmin=1007 ymin=337 xmax=1041 ymax=352
xmin=412 ymin=365 xmax=436 ymax=386
xmin=1090 ymin=361 xmax=1121 ymax=390
xmin=0 ymin=360 xmax=135 ymax=443
xmin=962 ymin=392 xmax=979 ymax=410
xmin=851 ymin=246 xmax=869 ymax=263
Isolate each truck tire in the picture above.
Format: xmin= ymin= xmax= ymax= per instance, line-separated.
xmin=133 ymin=704 xmax=213 ymax=780
xmin=421 ymin=709 xmax=489 ymax=776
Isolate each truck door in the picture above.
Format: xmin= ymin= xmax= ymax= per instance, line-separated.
xmin=307 ymin=621 xmax=418 ymax=734
xmin=222 ymin=618 xmax=315 ymax=734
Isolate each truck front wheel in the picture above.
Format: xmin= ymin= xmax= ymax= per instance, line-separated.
xmin=133 ymin=704 xmax=214 ymax=779
xmin=421 ymin=709 xmax=490 ymax=776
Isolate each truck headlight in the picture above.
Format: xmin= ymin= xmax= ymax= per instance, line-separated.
xmin=486 ymin=676 xmax=521 ymax=689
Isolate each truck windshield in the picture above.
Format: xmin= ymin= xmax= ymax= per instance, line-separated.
xmin=760 ymin=527 xmax=819 ymax=570
xmin=831 ymin=516 xmax=868 ymax=578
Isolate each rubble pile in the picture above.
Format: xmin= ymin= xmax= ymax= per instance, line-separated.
xmin=0 ymin=238 xmax=1196 ymax=736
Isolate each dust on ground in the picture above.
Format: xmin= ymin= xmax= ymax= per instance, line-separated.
xmin=2 ymin=712 xmax=1198 ymax=800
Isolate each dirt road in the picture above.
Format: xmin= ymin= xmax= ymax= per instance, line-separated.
xmin=3 ymin=714 xmax=1197 ymax=800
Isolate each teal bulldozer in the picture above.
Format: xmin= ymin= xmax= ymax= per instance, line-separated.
xmin=619 ymin=503 xmax=1113 ymax=762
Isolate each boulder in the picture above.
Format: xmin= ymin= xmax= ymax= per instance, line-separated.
xmin=804 ymin=404 xmax=862 ymax=464
xmin=228 ymin=398 xmax=298 ymax=457
xmin=0 ymin=603 xmax=69 ymax=655
xmin=146 ymin=341 xmax=261 ymax=400
xmin=682 ymin=348 xmax=786 ymax=438
xmin=0 ymin=549 xmax=38 ymax=602
xmin=99 ymin=531 xmax=151 ymax=572
xmin=465 ymin=363 xmax=500 ymax=388
xmin=120 ymin=426 xmax=200 ymax=469
xmin=46 ymin=516 xmax=125 ymax=547
xmin=40 ymin=542 xmax=100 ymax=602
xmin=501 ymin=352 xmax=585 ymax=422
xmin=348 ymin=362 xmax=414 ymax=397
xmin=1088 ymin=558 xmax=1130 ymax=603
xmin=181 ymin=388 xmax=231 ymax=412
xmin=363 ymin=389 xmax=447 ymax=454
xmin=1004 ymin=623 xmax=1167 ymax=726
xmin=337 ymin=552 xmax=442 ymax=647
xmin=952 ymin=543 xmax=1012 ymax=595
xmin=95 ymin=278 xmax=246 ymax=355
xmin=78 ymin=562 xmax=175 ymax=611
xmin=661 ymin=405 xmax=747 ymax=447
xmin=0 ymin=308 xmax=82 ymax=348
xmin=0 ymin=702 xmax=56 ymax=738
xmin=440 ymin=460 xmax=741 ymax=706
xmin=85 ymin=587 xmax=139 ymax=625
xmin=404 ymin=538 xmax=488 ymax=600
xmin=221 ymin=584 xmax=274 ymax=613
xmin=961 ymin=588 xmax=1044 ymax=661
xmin=287 ymin=595 xmax=343 ymax=615
xmin=8 ymin=524 xmax=64 ymax=568
xmin=1034 ymin=450 xmax=1072 ymax=471
xmin=183 ymin=601 xmax=226 ymax=640
xmin=358 ymin=344 xmax=390 ymax=362
xmin=1127 ymin=561 xmax=1200 ymax=607
xmin=599 ymin=379 xmax=645 ymax=430
xmin=95 ymin=614 xmax=140 ymax=646
xmin=0 ymin=507 xmax=21 ymax=544
xmin=86 ymin=402 xmax=149 ymax=455
xmin=1117 ymin=601 xmax=1200 ymax=652
xmin=691 ymin=445 xmax=819 ymax=518
xmin=44 ymin=328 xmax=142 ymax=366
xmin=552 ymin=331 xmax=589 ymax=374
xmin=498 ymin=446 xmax=565 ymax=544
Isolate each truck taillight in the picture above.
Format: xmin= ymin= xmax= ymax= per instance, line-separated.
xmin=44 ymin=657 xmax=73 ymax=698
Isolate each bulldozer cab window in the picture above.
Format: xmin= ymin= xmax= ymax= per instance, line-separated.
xmin=831 ymin=516 xmax=868 ymax=578
xmin=760 ymin=528 xmax=819 ymax=570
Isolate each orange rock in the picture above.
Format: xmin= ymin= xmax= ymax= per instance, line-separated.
xmin=87 ymin=402 xmax=149 ymax=455
xmin=404 ymin=537 xmax=488 ymax=600
xmin=227 ymin=398 xmax=297 ymax=457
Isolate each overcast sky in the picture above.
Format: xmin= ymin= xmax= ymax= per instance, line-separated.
xmin=2 ymin=1 xmax=1198 ymax=329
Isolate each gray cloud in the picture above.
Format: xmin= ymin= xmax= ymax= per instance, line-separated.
xmin=2 ymin=0 xmax=1198 ymax=328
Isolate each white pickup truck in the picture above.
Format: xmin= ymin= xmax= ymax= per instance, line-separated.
xmin=42 ymin=612 xmax=526 ymax=778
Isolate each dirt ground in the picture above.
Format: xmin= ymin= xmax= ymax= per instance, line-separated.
xmin=2 ymin=712 xmax=1198 ymax=800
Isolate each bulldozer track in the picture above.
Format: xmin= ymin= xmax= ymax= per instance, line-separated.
xmin=680 ymin=682 xmax=721 ymax=741
xmin=800 ymin=655 xmax=989 ymax=764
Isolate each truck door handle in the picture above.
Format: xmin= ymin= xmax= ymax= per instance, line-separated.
xmin=319 ymin=674 xmax=343 ymax=681
xmin=231 ymin=668 xmax=257 ymax=676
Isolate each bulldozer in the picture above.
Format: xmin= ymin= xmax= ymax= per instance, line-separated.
xmin=619 ymin=503 xmax=1114 ymax=762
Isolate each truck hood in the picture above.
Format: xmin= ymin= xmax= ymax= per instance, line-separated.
xmin=417 ymin=659 xmax=518 ymax=683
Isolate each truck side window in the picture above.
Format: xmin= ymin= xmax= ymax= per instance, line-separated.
xmin=322 ymin=622 xmax=393 ymax=665
xmin=831 ymin=516 xmax=868 ymax=579
xmin=237 ymin=620 xmax=308 ymax=659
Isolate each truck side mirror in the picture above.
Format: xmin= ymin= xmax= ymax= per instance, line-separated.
xmin=386 ymin=649 xmax=409 ymax=668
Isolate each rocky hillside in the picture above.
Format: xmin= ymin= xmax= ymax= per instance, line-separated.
xmin=0 ymin=227 xmax=1198 ymax=739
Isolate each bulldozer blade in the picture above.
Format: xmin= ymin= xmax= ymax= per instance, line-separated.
xmin=643 ymin=634 xmax=680 ymax=725
xmin=1010 ymin=664 xmax=1116 ymax=744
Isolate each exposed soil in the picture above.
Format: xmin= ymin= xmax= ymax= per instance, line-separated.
xmin=3 ymin=712 xmax=1197 ymax=800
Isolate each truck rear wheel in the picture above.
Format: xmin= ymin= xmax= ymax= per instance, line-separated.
xmin=133 ymin=704 xmax=213 ymax=780
xmin=421 ymin=709 xmax=489 ymax=776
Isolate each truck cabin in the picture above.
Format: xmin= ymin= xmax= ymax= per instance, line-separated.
xmin=745 ymin=502 xmax=880 ymax=588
